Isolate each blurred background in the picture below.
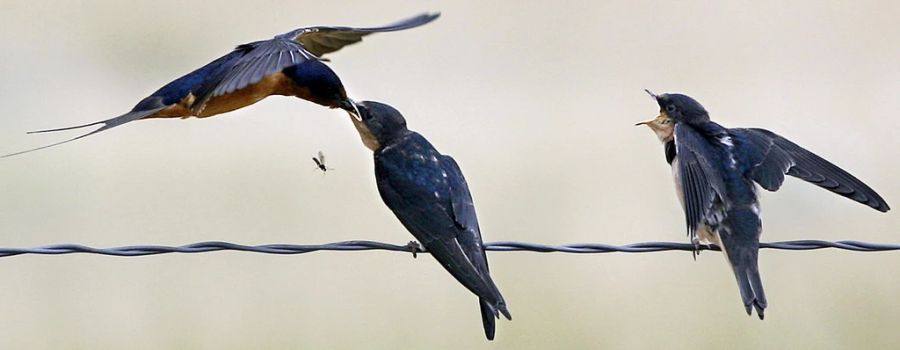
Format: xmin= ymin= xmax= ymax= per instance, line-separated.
xmin=0 ymin=1 xmax=898 ymax=348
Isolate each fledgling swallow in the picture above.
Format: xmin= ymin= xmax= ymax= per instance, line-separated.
xmin=637 ymin=90 xmax=890 ymax=319
xmin=351 ymin=101 xmax=511 ymax=340
xmin=2 ymin=13 xmax=440 ymax=158
xmin=312 ymin=151 xmax=331 ymax=172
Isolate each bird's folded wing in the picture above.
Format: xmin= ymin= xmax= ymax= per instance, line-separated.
xmin=736 ymin=128 xmax=889 ymax=212
xmin=674 ymin=124 xmax=728 ymax=237
xmin=440 ymin=155 xmax=495 ymax=281
xmin=374 ymin=147 xmax=497 ymax=301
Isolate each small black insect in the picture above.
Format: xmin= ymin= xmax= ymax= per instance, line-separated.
xmin=312 ymin=151 xmax=332 ymax=172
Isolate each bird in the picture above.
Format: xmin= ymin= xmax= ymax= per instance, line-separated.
xmin=636 ymin=90 xmax=890 ymax=319
xmin=1 ymin=13 xmax=440 ymax=158
xmin=351 ymin=101 xmax=511 ymax=340
xmin=311 ymin=151 xmax=331 ymax=172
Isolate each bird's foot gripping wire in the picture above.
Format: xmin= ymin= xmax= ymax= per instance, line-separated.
xmin=690 ymin=238 xmax=702 ymax=260
xmin=405 ymin=241 xmax=424 ymax=259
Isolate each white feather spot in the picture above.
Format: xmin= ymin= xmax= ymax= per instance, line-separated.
xmin=718 ymin=135 xmax=738 ymax=168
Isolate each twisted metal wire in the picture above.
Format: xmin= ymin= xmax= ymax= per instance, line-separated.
xmin=0 ymin=239 xmax=897 ymax=258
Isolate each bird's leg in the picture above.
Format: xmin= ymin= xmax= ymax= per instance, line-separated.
xmin=405 ymin=241 xmax=424 ymax=259
xmin=690 ymin=235 xmax=701 ymax=260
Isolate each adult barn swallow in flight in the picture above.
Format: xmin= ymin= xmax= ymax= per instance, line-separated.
xmin=2 ymin=13 xmax=440 ymax=158
xmin=352 ymin=101 xmax=511 ymax=340
xmin=637 ymin=91 xmax=889 ymax=319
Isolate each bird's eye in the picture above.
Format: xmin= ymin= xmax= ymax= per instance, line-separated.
xmin=665 ymin=104 xmax=677 ymax=113
xmin=661 ymin=119 xmax=671 ymax=124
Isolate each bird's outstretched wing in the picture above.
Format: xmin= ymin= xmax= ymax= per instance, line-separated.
xmin=194 ymin=12 xmax=440 ymax=111
xmin=285 ymin=13 xmax=440 ymax=57
xmin=673 ymin=124 xmax=728 ymax=238
xmin=735 ymin=128 xmax=889 ymax=212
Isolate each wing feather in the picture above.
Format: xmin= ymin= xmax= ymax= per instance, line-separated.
xmin=287 ymin=13 xmax=440 ymax=57
xmin=674 ymin=124 xmax=728 ymax=237
xmin=735 ymin=128 xmax=889 ymax=212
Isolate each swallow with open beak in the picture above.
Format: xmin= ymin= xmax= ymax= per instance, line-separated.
xmin=637 ymin=90 xmax=890 ymax=319
xmin=351 ymin=101 xmax=511 ymax=340
xmin=2 ymin=13 xmax=440 ymax=158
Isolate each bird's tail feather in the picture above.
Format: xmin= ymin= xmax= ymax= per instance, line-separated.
xmin=733 ymin=265 xmax=767 ymax=319
xmin=717 ymin=208 xmax=767 ymax=319
xmin=479 ymin=299 xmax=497 ymax=341
xmin=1 ymin=107 xmax=165 ymax=158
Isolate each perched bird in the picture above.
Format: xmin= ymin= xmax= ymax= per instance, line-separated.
xmin=351 ymin=101 xmax=511 ymax=340
xmin=637 ymin=90 xmax=889 ymax=319
xmin=312 ymin=151 xmax=331 ymax=172
xmin=2 ymin=13 xmax=440 ymax=158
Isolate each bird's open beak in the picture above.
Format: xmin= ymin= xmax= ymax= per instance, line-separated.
xmin=342 ymin=98 xmax=362 ymax=121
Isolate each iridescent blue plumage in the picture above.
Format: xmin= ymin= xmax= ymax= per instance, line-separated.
xmin=354 ymin=101 xmax=510 ymax=340
xmin=639 ymin=91 xmax=889 ymax=319
xmin=2 ymin=13 xmax=440 ymax=158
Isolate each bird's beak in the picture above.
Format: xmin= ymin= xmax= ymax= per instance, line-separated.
xmin=644 ymin=89 xmax=658 ymax=99
xmin=635 ymin=119 xmax=653 ymax=126
xmin=342 ymin=98 xmax=362 ymax=121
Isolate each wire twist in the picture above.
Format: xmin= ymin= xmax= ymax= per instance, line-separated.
xmin=0 ymin=240 xmax=897 ymax=258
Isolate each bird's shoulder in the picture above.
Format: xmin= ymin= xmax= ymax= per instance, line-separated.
xmin=375 ymin=133 xmax=449 ymax=192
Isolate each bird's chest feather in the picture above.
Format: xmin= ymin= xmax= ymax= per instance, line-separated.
xmin=197 ymin=72 xmax=314 ymax=117
xmin=146 ymin=72 xmax=316 ymax=119
xmin=376 ymin=144 xmax=452 ymax=206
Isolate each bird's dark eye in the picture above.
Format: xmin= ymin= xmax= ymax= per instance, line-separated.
xmin=666 ymin=104 xmax=677 ymax=113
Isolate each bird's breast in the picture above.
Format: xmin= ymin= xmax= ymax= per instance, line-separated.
xmin=197 ymin=72 xmax=314 ymax=117
xmin=671 ymin=158 xmax=685 ymax=210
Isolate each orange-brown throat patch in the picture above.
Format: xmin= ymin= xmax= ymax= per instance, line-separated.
xmin=637 ymin=111 xmax=675 ymax=143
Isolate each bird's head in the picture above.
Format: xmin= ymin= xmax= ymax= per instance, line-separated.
xmin=351 ymin=101 xmax=409 ymax=151
xmin=284 ymin=60 xmax=355 ymax=115
xmin=637 ymin=90 xmax=709 ymax=142
xmin=645 ymin=90 xmax=710 ymax=124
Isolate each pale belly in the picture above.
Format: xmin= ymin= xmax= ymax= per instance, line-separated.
xmin=671 ymin=159 xmax=685 ymax=209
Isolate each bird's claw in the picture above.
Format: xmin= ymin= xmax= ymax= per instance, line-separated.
xmin=406 ymin=241 xmax=424 ymax=258
xmin=691 ymin=238 xmax=702 ymax=260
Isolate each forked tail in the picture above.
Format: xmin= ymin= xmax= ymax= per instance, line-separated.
xmin=718 ymin=209 xmax=768 ymax=319
xmin=1 ymin=107 xmax=164 ymax=158
xmin=479 ymin=297 xmax=512 ymax=341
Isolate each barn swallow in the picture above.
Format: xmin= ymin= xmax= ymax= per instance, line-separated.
xmin=1 ymin=13 xmax=440 ymax=158
xmin=637 ymin=90 xmax=889 ymax=319
xmin=351 ymin=101 xmax=511 ymax=340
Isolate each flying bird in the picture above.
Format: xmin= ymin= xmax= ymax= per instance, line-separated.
xmin=636 ymin=90 xmax=889 ymax=319
xmin=352 ymin=101 xmax=511 ymax=340
xmin=2 ymin=13 xmax=440 ymax=158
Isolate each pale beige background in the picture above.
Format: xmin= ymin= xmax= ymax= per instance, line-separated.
xmin=0 ymin=1 xmax=898 ymax=349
